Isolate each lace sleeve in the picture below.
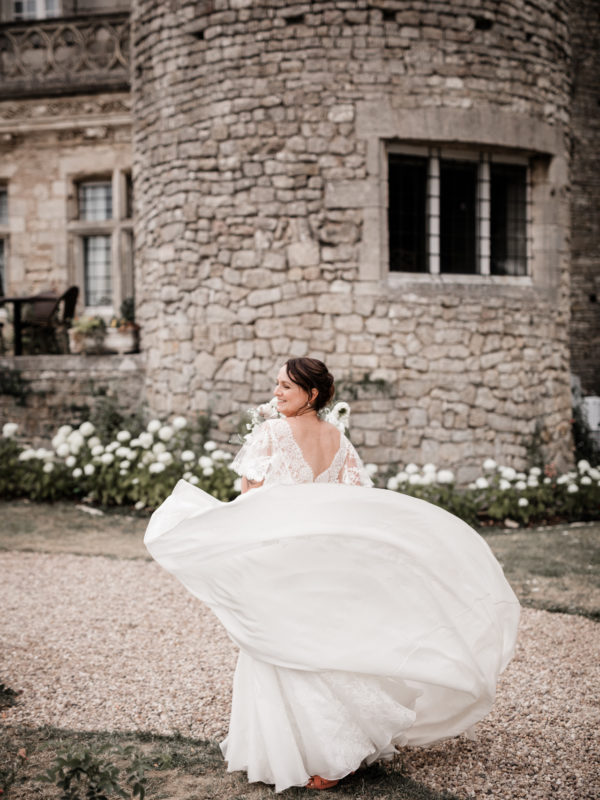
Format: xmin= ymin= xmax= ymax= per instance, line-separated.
xmin=231 ymin=421 xmax=273 ymax=482
xmin=339 ymin=437 xmax=374 ymax=487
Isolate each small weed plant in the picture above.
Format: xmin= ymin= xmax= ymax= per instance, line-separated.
xmin=40 ymin=743 xmax=149 ymax=800
xmin=0 ymin=682 xmax=19 ymax=709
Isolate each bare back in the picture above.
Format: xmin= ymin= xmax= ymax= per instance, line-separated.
xmin=284 ymin=417 xmax=342 ymax=480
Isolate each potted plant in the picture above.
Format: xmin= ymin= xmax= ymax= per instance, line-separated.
xmin=67 ymin=315 xmax=106 ymax=355
xmin=104 ymin=297 xmax=140 ymax=354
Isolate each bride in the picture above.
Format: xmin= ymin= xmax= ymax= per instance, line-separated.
xmin=144 ymin=357 xmax=520 ymax=792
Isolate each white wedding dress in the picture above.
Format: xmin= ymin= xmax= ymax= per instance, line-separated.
xmin=144 ymin=418 xmax=520 ymax=792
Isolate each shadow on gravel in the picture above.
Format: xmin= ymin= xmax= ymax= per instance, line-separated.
xmin=0 ymin=725 xmax=461 ymax=800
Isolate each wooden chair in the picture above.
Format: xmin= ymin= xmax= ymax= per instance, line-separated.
xmin=21 ymin=286 xmax=79 ymax=354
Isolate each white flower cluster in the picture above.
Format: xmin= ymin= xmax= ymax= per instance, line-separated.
xmin=321 ymin=402 xmax=351 ymax=432
xmin=386 ymin=463 xmax=455 ymax=490
xmin=4 ymin=416 xmax=236 ymax=494
xmin=471 ymin=458 xmax=600 ymax=500
xmin=554 ymin=459 xmax=600 ymax=492
xmin=385 ymin=456 xmax=600 ymax=507
xmin=2 ymin=422 xmax=18 ymax=438
xmin=245 ymin=397 xmax=280 ymax=437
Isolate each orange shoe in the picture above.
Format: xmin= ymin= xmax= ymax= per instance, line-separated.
xmin=306 ymin=775 xmax=339 ymax=790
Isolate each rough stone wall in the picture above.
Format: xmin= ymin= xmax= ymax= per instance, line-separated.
xmin=132 ymin=0 xmax=575 ymax=479
xmin=569 ymin=0 xmax=600 ymax=396
xmin=0 ymin=94 xmax=131 ymax=299
xmin=0 ymin=354 xmax=145 ymax=443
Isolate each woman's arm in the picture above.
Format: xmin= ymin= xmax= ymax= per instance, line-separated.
xmin=232 ymin=420 xmax=273 ymax=492
xmin=241 ymin=476 xmax=265 ymax=493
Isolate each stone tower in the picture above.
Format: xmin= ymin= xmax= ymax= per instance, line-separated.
xmin=132 ymin=0 xmax=576 ymax=479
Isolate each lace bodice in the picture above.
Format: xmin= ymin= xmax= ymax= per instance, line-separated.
xmin=231 ymin=418 xmax=373 ymax=488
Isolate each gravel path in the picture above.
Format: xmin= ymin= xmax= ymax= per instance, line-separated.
xmin=1 ymin=551 xmax=599 ymax=799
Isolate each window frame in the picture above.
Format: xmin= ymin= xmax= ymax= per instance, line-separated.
xmin=0 ymin=185 xmax=9 ymax=298
xmin=387 ymin=143 xmax=532 ymax=279
xmin=67 ymin=169 xmax=133 ymax=318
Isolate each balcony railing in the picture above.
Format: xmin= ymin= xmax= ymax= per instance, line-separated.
xmin=0 ymin=12 xmax=130 ymax=97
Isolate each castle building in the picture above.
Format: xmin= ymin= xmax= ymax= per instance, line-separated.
xmin=1 ymin=0 xmax=599 ymax=479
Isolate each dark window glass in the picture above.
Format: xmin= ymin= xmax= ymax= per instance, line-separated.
xmin=388 ymin=154 xmax=427 ymax=272
xmin=491 ymin=164 xmax=527 ymax=276
xmin=0 ymin=239 xmax=5 ymax=296
xmin=440 ymin=160 xmax=477 ymax=274
xmin=0 ymin=188 xmax=7 ymax=226
xmin=125 ymin=173 xmax=134 ymax=219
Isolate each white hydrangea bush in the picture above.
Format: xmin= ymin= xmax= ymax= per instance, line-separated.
xmin=0 ymin=417 xmax=238 ymax=508
xmin=382 ymin=458 xmax=600 ymax=527
xmin=1 ymin=419 xmax=599 ymax=524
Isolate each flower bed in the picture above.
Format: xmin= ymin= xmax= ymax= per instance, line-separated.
xmin=383 ymin=459 xmax=600 ymax=527
xmin=1 ymin=421 xmax=599 ymax=526
xmin=0 ymin=419 xmax=239 ymax=508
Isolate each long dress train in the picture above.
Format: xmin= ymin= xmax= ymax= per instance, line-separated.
xmin=144 ymin=421 xmax=520 ymax=791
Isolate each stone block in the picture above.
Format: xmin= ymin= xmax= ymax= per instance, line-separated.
xmin=287 ymin=240 xmax=320 ymax=267
xmin=231 ymin=250 xmax=259 ymax=268
xmin=327 ymin=104 xmax=355 ymax=123
xmin=247 ymin=287 xmax=282 ymax=307
xmin=274 ymin=297 xmax=316 ymax=316
xmin=215 ymin=358 xmax=246 ymax=383
xmin=316 ymin=294 xmax=353 ymax=315
xmin=255 ymin=318 xmax=287 ymax=337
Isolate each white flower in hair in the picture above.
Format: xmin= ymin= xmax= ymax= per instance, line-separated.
xmin=321 ymin=401 xmax=351 ymax=432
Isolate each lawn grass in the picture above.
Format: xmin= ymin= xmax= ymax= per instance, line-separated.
xmin=481 ymin=522 xmax=600 ymax=620
xmin=0 ymin=725 xmax=461 ymax=800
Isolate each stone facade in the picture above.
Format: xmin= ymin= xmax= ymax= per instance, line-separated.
xmin=0 ymin=93 xmax=132 ymax=298
xmin=0 ymin=354 xmax=145 ymax=443
xmin=132 ymin=0 xmax=577 ymax=479
xmin=569 ymin=0 xmax=600 ymax=396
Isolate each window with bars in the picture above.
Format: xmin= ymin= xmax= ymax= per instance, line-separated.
xmin=78 ymin=180 xmax=113 ymax=307
xmin=388 ymin=149 xmax=530 ymax=277
xmin=83 ymin=235 xmax=112 ymax=306
xmin=78 ymin=182 xmax=112 ymax=222
xmin=71 ymin=172 xmax=134 ymax=313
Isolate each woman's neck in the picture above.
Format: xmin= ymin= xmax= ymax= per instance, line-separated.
xmin=286 ymin=408 xmax=319 ymax=423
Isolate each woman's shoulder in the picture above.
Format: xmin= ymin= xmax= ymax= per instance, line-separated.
xmin=320 ymin=420 xmax=344 ymax=440
xmin=256 ymin=417 xmax=288 ymax=440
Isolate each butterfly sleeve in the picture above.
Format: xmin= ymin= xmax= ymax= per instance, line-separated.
xmin=339 ymin=437 xmax=374 ymax=487
xmin=230 ymin=421 xmax=274 ymax=482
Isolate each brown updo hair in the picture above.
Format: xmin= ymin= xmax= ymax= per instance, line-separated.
xmin=285 ymin=357 xmax=335 ymax=413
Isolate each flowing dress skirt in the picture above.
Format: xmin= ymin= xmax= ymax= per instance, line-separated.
xmin=144 ymin=481 xmax=520 ymax=792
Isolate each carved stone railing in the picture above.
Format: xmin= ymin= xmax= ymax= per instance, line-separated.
xmin=0 ymin=13 xmax=130 ymax=97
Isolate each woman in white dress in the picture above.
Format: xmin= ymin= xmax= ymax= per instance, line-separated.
xmin=145 ymin=357 xmax=520 ymax=792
